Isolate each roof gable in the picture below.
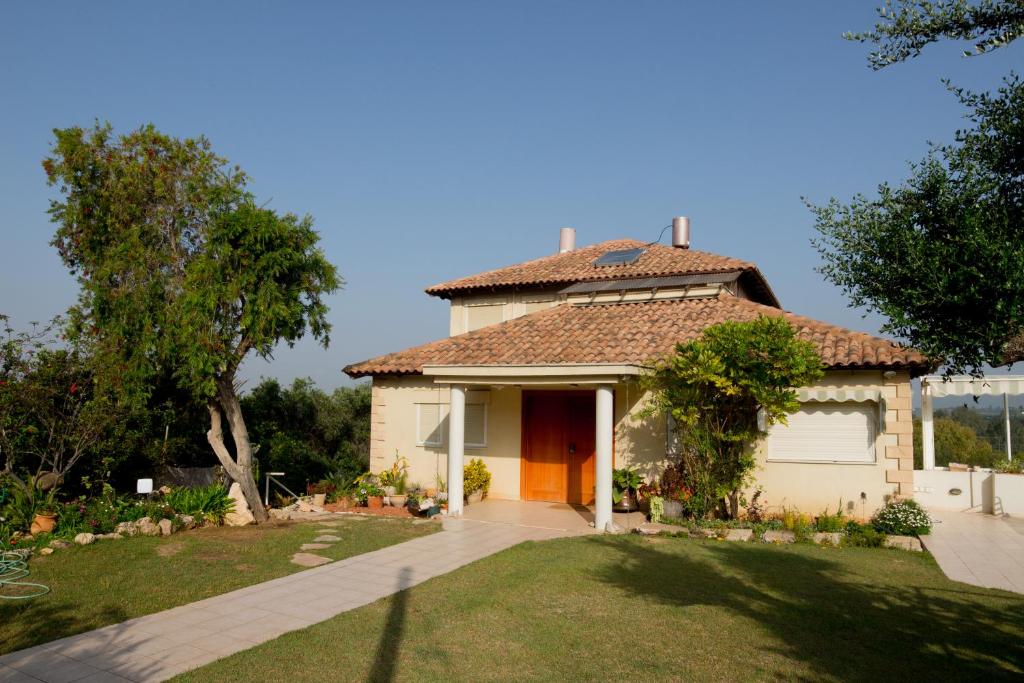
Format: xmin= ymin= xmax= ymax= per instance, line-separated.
xmin=424 ymin=239 xmax=779 ymax=306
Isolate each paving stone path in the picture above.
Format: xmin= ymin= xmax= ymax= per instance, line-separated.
xmin=922 ymin=510 xmax=1024 ymax=594
xmin=0 ymin=518 xmax=571 ymax=683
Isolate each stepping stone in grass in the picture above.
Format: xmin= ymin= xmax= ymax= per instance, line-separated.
xmin=313 ymin=535 xmax=342 ymax=542
xmin=301 ymin=543 xmax=333 ymax=550
xmin=291 ymin=553 xmax=332 ymax=567
xmin=317 ymin=521 xmax=340 ymax=527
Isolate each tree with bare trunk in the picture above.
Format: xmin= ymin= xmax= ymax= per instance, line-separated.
xmin=42 ymin=123 xmax=340 ymax=521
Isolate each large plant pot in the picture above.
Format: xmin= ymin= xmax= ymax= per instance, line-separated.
xmin=311 ymin=493 xmax=326 ymax=507
xmin=390 ymin=494 xmax=408 ymax=508
xmin=612 ymin=490 xmax=639 ymax=513
xmin=367 ymin=496 xmax=384 ymax=509
xmin=31 ymin=513 xmax=58 ymax=535
xmin=466 ymin=490 xmax=484 ymax=505
xmin=383 ymin=486 xmax=397 ymax=496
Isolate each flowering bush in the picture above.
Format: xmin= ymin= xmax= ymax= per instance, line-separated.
xmin=872 ymin=499 xmax=932 ymax=536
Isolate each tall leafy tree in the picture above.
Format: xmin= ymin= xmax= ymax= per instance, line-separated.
xmin=846 ymin=0 xmax=1024 ymax=69
xmin=810 ymin=1 xmax=1023 ymax=374
xmin=44 ymin=123 xmax=340 ymax=521
xmin=642 ymin=317 xmax=823 ymax=519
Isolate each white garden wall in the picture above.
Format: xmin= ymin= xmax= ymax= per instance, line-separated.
xmin=914 ymin=469 xmax=1024 ymax=516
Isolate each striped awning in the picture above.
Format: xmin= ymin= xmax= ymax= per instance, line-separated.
xmin=921 ymin=375 xmax=1024 ymax=398
xmin=795 ymin=387 xmax=882 ymax=403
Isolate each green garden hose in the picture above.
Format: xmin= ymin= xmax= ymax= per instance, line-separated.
xmin=0 ymin=550 xmax=49 ymax=600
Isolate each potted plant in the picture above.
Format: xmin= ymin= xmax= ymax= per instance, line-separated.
xmin=612 ymin=467 xmax=642 ymax=513
xmin=463 ymin=458 xmax=491 ymax=504
xmin=379 ymin=453 xmax=410 ymax=506
xmin=366 ymin=485 xmax=385 ymax=509
xmin=390 ymin=479 xmax=409 ymax=509
xmin=355 ymin=473 xmax=384 ymax=509
xmin=30 ymin=489 xmax=59 ymax=535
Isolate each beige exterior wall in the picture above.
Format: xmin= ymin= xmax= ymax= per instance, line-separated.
xmin=448 ymin=288 xmax=563 ymax=336
xmin=367 ymin=369 xmax=914 ymax=517
xmin=748 ymin=370 xmax=912 ymax=518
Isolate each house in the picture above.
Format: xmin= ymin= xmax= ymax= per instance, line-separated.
xmin=344 ymin=222 xmax=929 ymax=529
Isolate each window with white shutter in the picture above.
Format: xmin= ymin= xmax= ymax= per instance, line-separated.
xmin=767 ymin=402 xmax=877 ymax=464
xmin=415 ymin=402 xmax=487 ymax=448
xmin=465 ymin=403 xmax=487 ymax=447
xmin=416 ymin=404 xmax=445 ymax=447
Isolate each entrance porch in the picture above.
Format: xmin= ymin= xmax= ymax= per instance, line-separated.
xmin=460 ymin=498 xmax=648 ymax=535
xmin=428 ymin=363 xmax=647 ymax=532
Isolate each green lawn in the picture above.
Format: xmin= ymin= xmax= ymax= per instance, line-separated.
xmin=175 ymin=534 xmax=1024 ymax=682
xmin=0 ymin=516 xmax=435 ymax=655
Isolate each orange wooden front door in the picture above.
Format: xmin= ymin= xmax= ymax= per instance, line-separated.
xmin=522 ymin=391 xmax=596 ymax=505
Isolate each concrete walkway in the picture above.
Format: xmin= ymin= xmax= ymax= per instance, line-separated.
xmin=0 ymin=518 xmax=571 ymax=683
xmin=922 ymin=510 xmax=1024 ymax=594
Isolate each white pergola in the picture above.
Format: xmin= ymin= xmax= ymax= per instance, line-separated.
xmin=920 ymin=375 xmax=1024 ymax=469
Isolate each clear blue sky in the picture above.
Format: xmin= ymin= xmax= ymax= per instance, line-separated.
xmin=2 ymin=2 xmax=1021 ymax=391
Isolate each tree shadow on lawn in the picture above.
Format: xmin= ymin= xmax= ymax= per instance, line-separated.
xmin=590 ymin=537 xmax=1024 ymax=681
xmin=0 ymin=599 xmax=128 ymax=656
xmin=367 ymin=567 xmax=411 ymax=683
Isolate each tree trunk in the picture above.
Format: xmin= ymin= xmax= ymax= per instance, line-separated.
xmin=206 ymin=379 xmax=269 ymax=523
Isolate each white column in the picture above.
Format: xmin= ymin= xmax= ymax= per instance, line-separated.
xmin=1004 ymin=392 xmax=1013 ymax=462
xmin=594 ymin=384 xmax=614 ymax=532
xmin=921 ymin=381 xmax=935 ymax=470
xmin=447 ymin=384 xmax=465 ymax=516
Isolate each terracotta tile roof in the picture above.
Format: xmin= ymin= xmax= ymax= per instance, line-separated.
xmin=344 ymin=294 xmax=930 ymax=377
xmin=424 ymin=239 xmax=779 ymax=306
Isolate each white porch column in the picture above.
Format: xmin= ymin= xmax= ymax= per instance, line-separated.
xmin=595 ymin=384 xmax=614 ymax=532
xmin=1004 ymin=392 xmax=1013 ymax=462
xmin=921 ymin=381 xmax=935 ymax=470
xmin=447 ymin=384 xmax=465 ymax=516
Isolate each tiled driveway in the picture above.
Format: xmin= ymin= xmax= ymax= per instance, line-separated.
xmin=922 ymin=510 xmax=1024 ymax=594
xmin=0 ymin=518 xmax=571 ymax=683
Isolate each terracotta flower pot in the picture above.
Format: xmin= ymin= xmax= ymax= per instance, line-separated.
xmin=312 ymin=493 xmax=326 ymax=507
xmin=466 ymin=490 xmax=484 ymax=504
xmin=367 ymin=495 xmax=384 ymax=509
xmin=31 ymin=512 xmax=58 ymax=535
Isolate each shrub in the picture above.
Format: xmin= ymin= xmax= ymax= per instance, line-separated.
xmin=815 ymin=501 xmax=846 ymax=533
xmin=872 ymin=499 xmax=932 ymax=536
xmin=842 ymin=520 xmax=887 ymax=548
xmin=464 ymin=458 xmax=491 ymax=495
xmin=649 ymin=496 xmax=665 ymax=524
xmin=165 ymin=483 xmax=235 ymax=524
xmin=993 ymin=459 xmax=1024 ymax=474
xmin=781 ymin=509 xmax=814 ymax=539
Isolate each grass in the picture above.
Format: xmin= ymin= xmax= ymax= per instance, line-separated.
xmin=0 ymin=515 xmax=436 ymax=655
xmin=174 ymin=534 xmax=1024 ymax=682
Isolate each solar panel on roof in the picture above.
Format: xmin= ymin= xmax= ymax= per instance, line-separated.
xmin=593 ymin=247 xmax=645 ymax=267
